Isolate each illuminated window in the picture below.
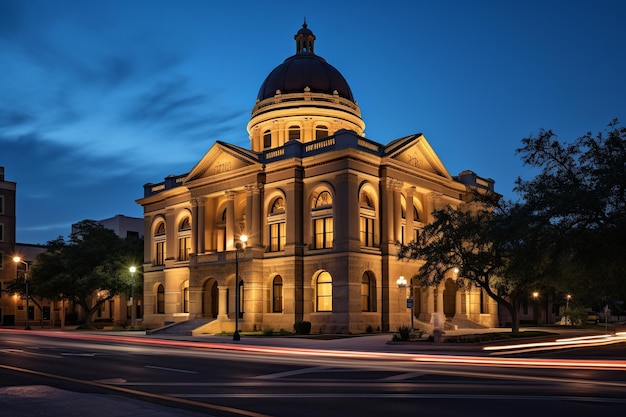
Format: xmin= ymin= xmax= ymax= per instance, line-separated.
xmin=263 ymin=129 xmax=272 ymax=148
xmin=361 ymin=272 xmax=377 ymax=312
xmin=288 ymin=125 xmax=300 ymax=141
xmin=154 ymin=221 xmax=166 ymax=266
xmin=315 ymin=125 xmax=329 ymax=139
xmin=312 ymin=190 xmax=333 ymax=249
xmin=268 ymin=197 xmax=286 ymax=252
xmin=316 ymin=272 xmax=332 ymax=312
xmin=178 ymin=217 xmax=191 ymax=261
xmin=359 ymin=192 xmax=375 ymax=247
xmin=273 ymin=275 xmax=283 ymax=313
xmin=412 ymin=206 xmax=420 ymax=242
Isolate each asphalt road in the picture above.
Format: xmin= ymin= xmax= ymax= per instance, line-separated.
xmin=1 ymin=329 xmax=625 ymax=417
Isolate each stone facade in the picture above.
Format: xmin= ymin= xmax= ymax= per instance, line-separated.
xmin=137 ymin=23 xmax=499 ymax=334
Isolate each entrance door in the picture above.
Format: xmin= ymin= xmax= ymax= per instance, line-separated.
xmin=443 ymin=278 xmax=456 ymax=317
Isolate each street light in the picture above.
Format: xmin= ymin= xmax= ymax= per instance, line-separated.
xmin=129 ymin=266 xmax=136 ymax=328
xmin=532 ymin=291 xmax=539 ymax=325
xmin=13 ymin=256 xmax=31 ymax=330
xmin=396 ymin=275 xmax=414 ymax=331
xmin=233 ymin=234 xmax=248 ymax=341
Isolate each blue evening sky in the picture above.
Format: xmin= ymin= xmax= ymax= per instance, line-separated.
xmin=1 ymin=0 xmax=625 ymax=244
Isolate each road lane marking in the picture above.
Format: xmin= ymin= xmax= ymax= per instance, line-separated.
xmin=0 ymin=364 xmax=273 ymax=417
xmin=145 ymin=365 xmax=197 ymax=374
xmin=0 ymin=348 xmax=62 ymax=358
xmin=256 ymin=366 xmax=329 ymax=379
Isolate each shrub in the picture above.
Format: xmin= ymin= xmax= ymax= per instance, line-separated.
xmin=365 ymin=325 xmax=374 ymax=334
xmin=294 ymin=321 xmax=312 ymax=335
xmin=397 ymin=325 xmax=411 ymax=341
xmin=263 ymin=328 xmax=274 ymax=336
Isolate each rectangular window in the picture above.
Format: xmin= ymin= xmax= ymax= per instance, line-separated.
xmin=0 ymin=223 xmax=4 ymax=242
xmin=183 ymin=288 xmax=189 ymax=313
xmin=269 ymin=222 xmax=286 ymax=251
xmin=0 ymin=195 xmax=4 ymax=214
xmin=314 ymin=217 xmax=333 ymax=249
xmin=360 ymin=217 xmax=374 ymax=247
xmin=178 ymin=237 xmax=191 ymax=261
xmin=155 ymin=241 xmax=165 ymax=265
xmin=43 ymin=306 xmax=51 ymax=320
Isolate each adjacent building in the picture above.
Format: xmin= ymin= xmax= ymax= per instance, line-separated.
xmin=0 ymin=167 xmax=46 ymax=326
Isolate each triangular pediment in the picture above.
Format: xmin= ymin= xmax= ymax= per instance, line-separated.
xmin=385 ymin=133 xmax=452 ymax=179
xmin=185 ymin=141 xmax=260 ymax=183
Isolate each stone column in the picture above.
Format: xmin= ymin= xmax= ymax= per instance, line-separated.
xmin=455 ymin=290 xmax=464 ymax=318
xmin=436 ymin=284 xmax=445 ymax=315
xmin=165 ymin=208 xmax=176 ymax=260
xmin=245 ymin=183 xmax=263 ymax=247
xmin=218 ymin=285 xmax=228 ymax=319
xmin=225 ymin=191 xmax=236 ymax=250
xmin=392 ymin=179 xmax=403 ymax=243
xmin=198 ymin=198 xmax=206 ymax=253
xmin=427 ymin=287 xmax=435 ymax=316
xmin=406 ymin=187 xmax=415 ymax=243
xmin=382 ymin=178 xmax=395 ymax=246
xmin=191 ymin=199 xmax=199 ymax=255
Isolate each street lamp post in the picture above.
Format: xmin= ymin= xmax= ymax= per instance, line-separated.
xmin=13 ymin=256 xmax=31 ymax=330
xmin=233 ymin=234 xmax=248 ymax=341
xmin=129 ymin=266 xmax=136 ymax=328
xmin=396 ymin=276 xmax=413 ymax=331
xmin=566 ymin=294 xmax=571 ymax=310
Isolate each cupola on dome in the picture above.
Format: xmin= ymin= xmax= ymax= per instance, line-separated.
xmin=256 ymin=22 xmax=355 ymax=102
xmin=247 ymin=21 xmax=365 ymax=151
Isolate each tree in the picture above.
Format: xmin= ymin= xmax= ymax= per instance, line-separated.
xmin=27 ymin=221 xmax=143 ymax=328
xmin=398 ymin=192 xmax=541 ymax=333
xmin=515 ymin=119 xmax=626 ymax=309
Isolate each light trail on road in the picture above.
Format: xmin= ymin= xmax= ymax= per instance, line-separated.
xmin=2 ymin=329 xmax=624 ymax=372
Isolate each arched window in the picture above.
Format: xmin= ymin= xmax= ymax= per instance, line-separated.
xmin=178 ymin=217 xmax=191 ymax=261
xmin=288 ymin=125 xmax=300 ymax=141
xmin=156 ymin=284 xmax=165 ymax=314
xmin=412 ymin=206 xmax=420 ymax=242
xmin=361 ymin=272 xmax=376 ymax=312
xmin=272 ymin=276 xmax=283 ymax=313
xmin=316 ymin=272 xmax=332 ymax=312
xmin=154 ymin=221 xmax=166 ymax=266
xmin=218 ymin=208 xmax=227 ymax=251
xmin=263 ymin=129 xmax=272 ymax=148
xmin=268 ymin=197 xmax=286 ymax=252
xmin=315 ymin=125 xmax=329 ymax=139
xmin=359 ymin=191 xmax=375 ymax=247
xmin=313 ymin=190 xmax=333 ymax=249
xmin=183 ymin=287 xmax=189 ymax=313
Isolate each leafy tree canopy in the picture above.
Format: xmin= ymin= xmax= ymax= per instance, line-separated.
xmin=27 ymin=220 xmax=143 ymax=327
xmin=515 ymin=119 xmax=626 ymax=308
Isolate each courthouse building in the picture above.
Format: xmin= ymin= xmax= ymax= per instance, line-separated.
xmin=137 ymin=23 xmax=498 ymax=334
